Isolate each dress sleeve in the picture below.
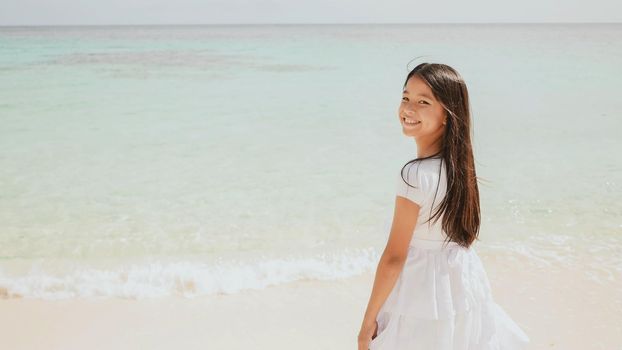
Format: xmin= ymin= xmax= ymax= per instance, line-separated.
xmin=396 ymin=162 xmax=428 ymax=207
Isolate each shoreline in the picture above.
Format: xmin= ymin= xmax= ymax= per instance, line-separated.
xmin=1 ymin=254 xmax=620 ymax=350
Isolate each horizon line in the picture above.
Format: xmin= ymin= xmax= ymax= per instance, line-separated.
xmin=0 ymin=21 xmax=620 ymax=27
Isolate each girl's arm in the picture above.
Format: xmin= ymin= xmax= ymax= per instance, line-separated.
xmin=359 ymin=195 xmax=420 ymax=332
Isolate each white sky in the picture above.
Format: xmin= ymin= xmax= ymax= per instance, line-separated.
xmin=0 ymin=0 xmax=620 ymax=25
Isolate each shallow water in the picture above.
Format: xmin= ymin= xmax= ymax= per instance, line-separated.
xmin=0 ymin=24 xmax=620 ymax=299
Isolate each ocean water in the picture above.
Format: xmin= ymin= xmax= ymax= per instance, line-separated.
xmin=0 ymin=24 xmax=620 ymax=299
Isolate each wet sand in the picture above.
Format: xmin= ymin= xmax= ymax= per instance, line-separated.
xmin=1 ymin=251 xmax=620 ymax=350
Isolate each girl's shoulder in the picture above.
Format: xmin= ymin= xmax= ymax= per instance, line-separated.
xmin=401 ymin=157 xmax=445 ymax=177
xmin=397 ymin=157 xmax=446 ymax=207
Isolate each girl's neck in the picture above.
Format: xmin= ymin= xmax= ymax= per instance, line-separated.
xmin=415 ymin=135 xmax=443 ymax=158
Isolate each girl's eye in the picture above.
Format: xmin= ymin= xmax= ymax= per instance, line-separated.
xmin=402 ymin=97 xmax=429 ymax=105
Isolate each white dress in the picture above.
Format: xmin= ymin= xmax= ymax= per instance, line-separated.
xmin=369 ymin=157 xmax=530 ymax=350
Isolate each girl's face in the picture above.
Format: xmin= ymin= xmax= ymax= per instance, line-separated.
xmin=398 ymin=75 xmax=447 ymax=138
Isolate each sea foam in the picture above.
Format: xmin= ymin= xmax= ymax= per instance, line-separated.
xmin=0 ymin=247 xmax=380 ymax=300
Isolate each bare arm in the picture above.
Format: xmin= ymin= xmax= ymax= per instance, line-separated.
xmin=361 ymin=195 xmax=420 ymax=327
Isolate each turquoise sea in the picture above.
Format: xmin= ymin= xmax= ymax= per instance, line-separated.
xmin=0 ymin=24 xmax=620 ymax=299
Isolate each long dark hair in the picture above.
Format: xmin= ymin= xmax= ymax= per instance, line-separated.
xmin=399 ymin=62 xmax=480 ymax=249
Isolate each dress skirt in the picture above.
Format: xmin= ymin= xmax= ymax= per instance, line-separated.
xmin=368 ymin=237 xmax=530 ymax=350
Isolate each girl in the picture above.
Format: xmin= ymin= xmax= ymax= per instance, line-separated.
xmin=357 ymin=63 xmax=530 ymax=350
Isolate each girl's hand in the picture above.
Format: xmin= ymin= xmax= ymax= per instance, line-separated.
xmin=357 ymin=319 xmax=378 ymax=350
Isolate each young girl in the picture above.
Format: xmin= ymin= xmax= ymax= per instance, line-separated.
xmin=357 ymin=63 xmax=530 ymax=350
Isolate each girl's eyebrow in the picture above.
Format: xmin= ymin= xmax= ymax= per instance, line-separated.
xmin=402 ymin=89 xmax=433 ymax=99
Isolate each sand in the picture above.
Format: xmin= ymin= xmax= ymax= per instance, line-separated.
xmin=1 ymin=253 xmax=620 ymax=350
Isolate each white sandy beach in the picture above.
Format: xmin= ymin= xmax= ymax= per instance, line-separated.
xmin=1 ymin=252 xmax=620 ymax=350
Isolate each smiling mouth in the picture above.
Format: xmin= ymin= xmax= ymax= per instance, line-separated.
xmin=402 ymin=117 xmax=421 ymax=125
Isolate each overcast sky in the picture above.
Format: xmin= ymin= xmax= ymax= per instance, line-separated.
xmin=0 ymin=0 xmax=620 ymax=25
